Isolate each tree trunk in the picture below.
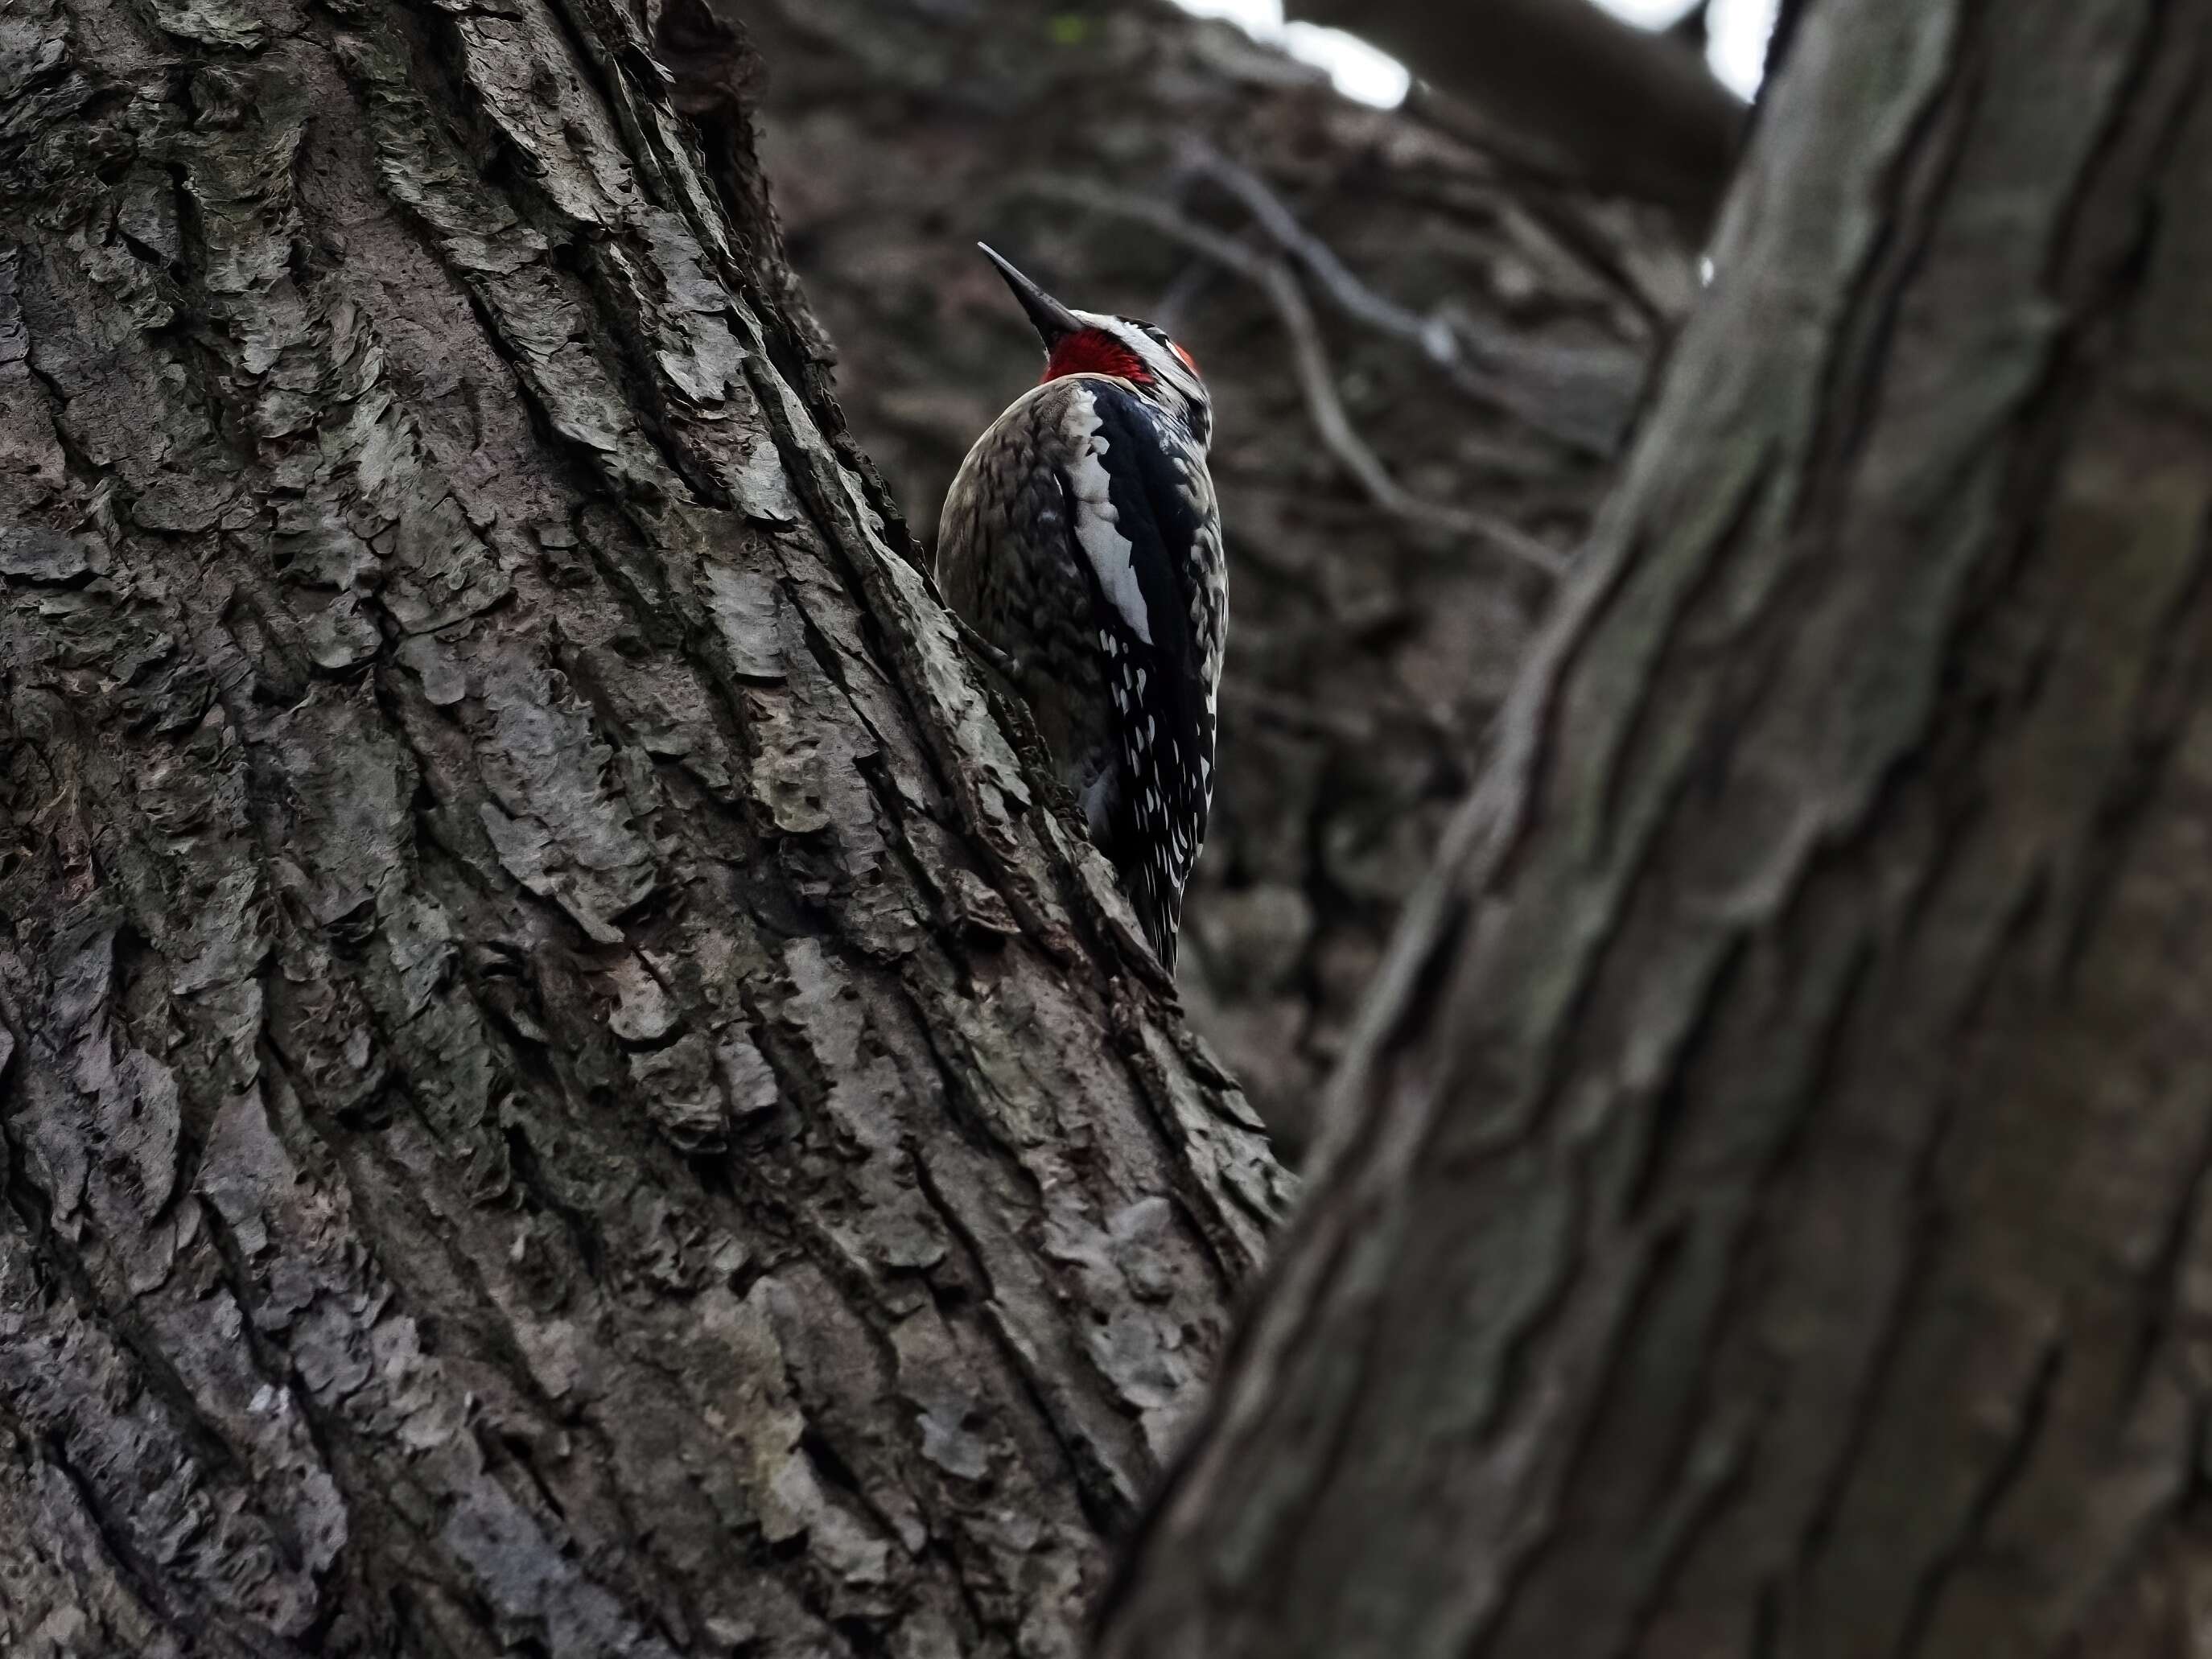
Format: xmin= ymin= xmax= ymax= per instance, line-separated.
xmin=1098 ymin=2 xmax=2212 ymax=1655
xmin=742 ymin=0 xmax=1695 ymax=1154
xmin=0 ymin=0 xmax=1291 ymax=1651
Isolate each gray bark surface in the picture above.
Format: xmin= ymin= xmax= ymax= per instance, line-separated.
xmin=0 ymin=0 xmax=1288 ymax=1652
xmin=1098 ymin=1 xmax=2212 ymax=1654
xmin=744 ymin=0 xmax=1695 ymax=1153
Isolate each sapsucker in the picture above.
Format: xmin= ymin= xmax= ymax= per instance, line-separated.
xmin=937 ymin=245 xmax=1226 ymax=973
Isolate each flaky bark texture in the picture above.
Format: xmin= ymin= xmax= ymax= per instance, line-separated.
xmin=0 ymin=0 xmax=1291 ymax=1652
xmin=744 ymin=0 xmax=1694 ymax=1153
xmin=1099 ymin=2 xmax=2212 ymax=1655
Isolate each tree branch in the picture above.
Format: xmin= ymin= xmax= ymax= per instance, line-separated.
xmin=1287 ymin=0 xmax=1745 ymax=229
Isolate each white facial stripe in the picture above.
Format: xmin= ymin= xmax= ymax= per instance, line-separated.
xmin=1133 ymin=325 xmax=1204 ymax=403
xmin=1063 ymin=386 xmax=1154 ymax=644
xmin=1074 ymin=309 xmax=1208 ymax=409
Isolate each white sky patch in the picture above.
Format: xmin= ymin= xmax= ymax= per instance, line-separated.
xmin=1281 ymin=22 xmax=1414 ymax=108
xmin=1171 ymin=0 xmax=1777 ymax=106
xmin=1702 ymin=0 xmax=1779 ymax=99
xmin=1172 ymin=0 xmax=1410 ymax=106
xmin=1596 ymin=0 xmax=1695 ymax=22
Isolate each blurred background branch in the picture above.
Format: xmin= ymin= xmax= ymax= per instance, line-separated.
xmin=1287 ymin=0 xmax=1748 ymax=230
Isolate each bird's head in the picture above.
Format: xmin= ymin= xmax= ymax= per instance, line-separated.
xmin=979 ymin=243 xmax=1212 ymax=448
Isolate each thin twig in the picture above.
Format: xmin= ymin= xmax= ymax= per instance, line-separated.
xmin=1179 ymin=142 xmax=1463 ymax=366
xmin=1028 ymin=178 xmax=1567 ymax=578
xmin=1176 ymin=142 xmax=1630 ymax=455
xmin=1258 ymin=261 xmax=1567 ymax=574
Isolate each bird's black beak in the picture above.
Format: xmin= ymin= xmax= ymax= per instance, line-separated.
xmin=978 ymin=243 xmax=1084 ymax=348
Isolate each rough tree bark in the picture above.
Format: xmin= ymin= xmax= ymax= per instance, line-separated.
xmin=743 ymin=0 xmax=1695 ymax=1152
xmin=1100 ymin=1 xmax=2212 ymax=1655
xmin=0 ymin=0 xmax=1291 ymax=1652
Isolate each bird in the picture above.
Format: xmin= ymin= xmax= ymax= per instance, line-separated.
xmin=937 ymin=244 xmax=1225 ymax=974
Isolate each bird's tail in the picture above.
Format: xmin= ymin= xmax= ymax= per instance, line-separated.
xmin=1126 ymin=859 xmax=1183 ymax=975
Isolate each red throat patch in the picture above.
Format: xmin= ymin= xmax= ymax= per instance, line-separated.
xmin=1042 ymin=330 xmax=1152 ymax=386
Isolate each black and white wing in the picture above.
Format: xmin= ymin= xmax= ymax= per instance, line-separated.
xmin=1055 ymin=380 xmax=1225 ymax=969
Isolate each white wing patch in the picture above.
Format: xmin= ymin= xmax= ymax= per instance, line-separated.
xmin=1061 ymin=386 xmax=1154 ymax=645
